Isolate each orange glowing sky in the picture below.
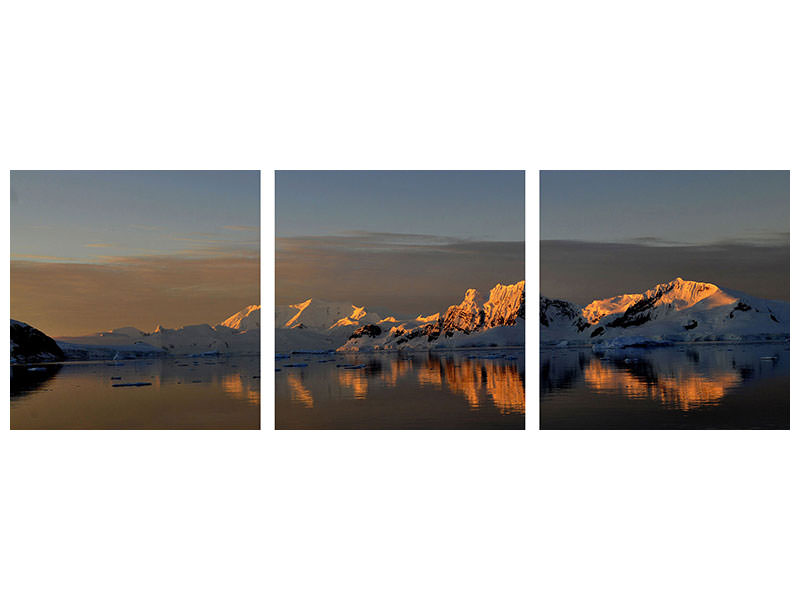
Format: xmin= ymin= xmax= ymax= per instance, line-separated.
xmin=10 ymin=171 xmax=260 ymax=337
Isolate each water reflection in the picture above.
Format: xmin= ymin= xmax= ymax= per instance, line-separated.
xmin=220 ymin=373 xmax=260 ymax=405
xmin=276 ymin=351 xmax=525 ymax=429
xmin=11 ymin=364 xmax=63 ymax=398
xmin=11 ymin=356 xmax=260 ymax=429
xmin=381 ymin=359 xmax=412 ymax=386
xmin=485 ymin=363 xmax=526 ymax=415
xmin=419 ymin=356 xmax=524 ymax=413
xmin=287 ymin=373 xmax=314 ymax=408
xmin=540 ymin=344 xmax=789 ymax=429
xmin=582 ymin=360 xmax=742 ymax=411
xmin=338 ymin=369 xmax=368 ymax=400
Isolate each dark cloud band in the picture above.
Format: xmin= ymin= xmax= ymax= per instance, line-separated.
xmin=541 ymin=240 xmax=789 ymax=305
xmin=277 ymin=235 xmax=525 ymax=316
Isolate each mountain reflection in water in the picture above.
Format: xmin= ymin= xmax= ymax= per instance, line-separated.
xmin=276 ymin=351 xmax=525 ymax=430
xmin=540 ymin=344 xmax=789 ymax=429
xmin=11 ymin=355 xmax=260 ymax=429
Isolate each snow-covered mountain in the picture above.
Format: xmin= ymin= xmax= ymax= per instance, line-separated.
xmin=275 ymin=299 xmax=381 ymax=330
xmin=274 ymin=299 xmax=385 ymax=351
xmin=219 ymin=304 xmax=260 ymax=329
xmin=541 ymin=278 xmax=789 ymax=346
xmin=10 ymin=320 xmax=65 ymax=364
xmin=276 ymin=281 xmax=525 ymax=352
xmin=55 ymin=305 xmax=261 ymax=358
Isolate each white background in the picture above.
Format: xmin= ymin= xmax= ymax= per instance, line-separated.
xmin=2 ymin=1 xmax=798 ymax=599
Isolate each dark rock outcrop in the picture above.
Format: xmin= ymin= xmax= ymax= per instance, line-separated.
xmin=10 ymin=320 xmax=65 ymax=363
xmin=348 ymin=324 xmax=382 ymax=340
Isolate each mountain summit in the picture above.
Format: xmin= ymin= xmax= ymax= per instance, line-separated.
xmin=219 ymin=304 xmax=260 ymax=330
xmin=275 ymin=281 xmax=525 ymax=352
xmin=541 ymin=278 xmax=788 ymax=345
xmin=55 ymin=305 xmax=262 ymax=358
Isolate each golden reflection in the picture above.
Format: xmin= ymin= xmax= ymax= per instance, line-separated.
xmin=338 ymin=370 xmax=367 ymax=400
xmin=417 ymin=358 xmax=443 ymax=388
xmin=442 ymin=360 xmax=483 ymax=409
xmin=485 ymin=363 xmax=525 ymax=414
xmin=583 ymin=359 xmax=741 ymax=411
xmin=290 ymin=356 xmax=526 ymax=414
xmin=221 ymin=373 xmax=260 ymax=405
xmin=286 ymin=373 xmax=313 ymax=408
xmin=382 ymin=358 xmax=412 ymax=386
xmin=411 ymin=357 xmax=525 ymax=414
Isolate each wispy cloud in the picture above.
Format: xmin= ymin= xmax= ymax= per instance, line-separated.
xmin=129 ymin=224 xmax=165 ymax=232
xmin=11 ymin=254 xmax=85 ymax=262
xmin=84 ymin=243 xmax=114 ymax=248
xmin=615 ymin=230 xmax=790 ymax=248
xmin=223 ymin=225 xmax=260 ymax=232
xmin=277 ymin=232 xmax=524 ymax=314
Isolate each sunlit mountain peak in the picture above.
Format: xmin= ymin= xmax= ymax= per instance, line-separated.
xmin=415 ymin=313 xmax=440 ymax=323
xmin=219 ymin=305 xmax=261 ymax=330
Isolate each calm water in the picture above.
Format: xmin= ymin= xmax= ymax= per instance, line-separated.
xmin=10 ymin=355 xmax=260 ymax=429
xmin=540 ymin=343 xmax=789 ymax=429
xmin=275 ymin=350 xmax=525 ymax=429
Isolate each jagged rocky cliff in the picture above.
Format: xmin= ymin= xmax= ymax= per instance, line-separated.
xmin=311 ymin=281 xmax=527 ymax=352
xmin=274 ymin=281 xmax=526 ymax=352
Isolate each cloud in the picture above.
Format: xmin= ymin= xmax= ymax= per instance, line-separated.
xmin=540 ymin=240 xmax=789 ymax=305
xmin=277 ymin=233 xmax=524 ymax=315
xmin=84 ymin=243 xmax=114 ymax=248
xmin=334 ymin=231 xmax=468 ymax=245
xmin=11 ymin=254 xmax=259 ymax=337
xmin=11 ymin=254 xmax=84 ymax=262
xmin=222 ymin=225 xmax=260 ymax=232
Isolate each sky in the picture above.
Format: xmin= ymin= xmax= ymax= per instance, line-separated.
xmin=276 ymin=171 xmax=525 ymax=315
xmin=11 ymin=171 xmax=260 ymax=336
xmin=540 ymin=171 xmax=789 ymax=305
